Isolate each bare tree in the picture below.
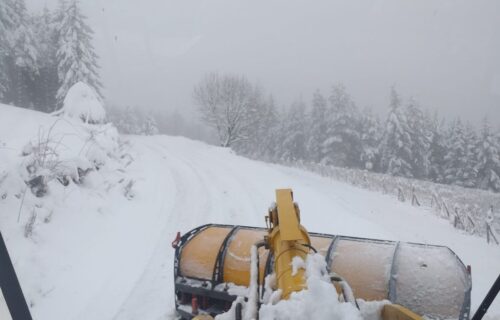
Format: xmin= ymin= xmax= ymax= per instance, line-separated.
xmin=193 ymin=72 xmax=261 ymax=147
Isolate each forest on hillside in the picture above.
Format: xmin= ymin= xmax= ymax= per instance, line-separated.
xmin=193 ymin=73 xmax=500 ymax=193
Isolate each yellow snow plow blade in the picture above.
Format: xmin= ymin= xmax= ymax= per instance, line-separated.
xmin=173 ymin=189 xmax=471 ymax=320
xmin=382 ymin=304 xmax=422 ymax=320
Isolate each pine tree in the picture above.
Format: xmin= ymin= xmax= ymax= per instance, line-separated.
xmin=443 ymin=119 xmax=465 ymax=185
xmin=379 ymin=87 xmax=414 ymax=178
xmin=56 ymin=0 xmax=102 ymax=108
xmin=359 ymin=107 xmax=382 ymax=171
xmin=307 ymin=90 xmax=328 ymax=162
xmin=443 ymin=119 xmax=478 ymax=187
xmin=280 ymin=99 xmax=307 ymax=161
xmin=322 ymin=84 xmax=362 ymax=168
xmin=462 ymin=123 xmax=479 ymax=187
xmin=32 ymin=7 xmax=59 ymax=112
xmin=0 ymin=0 xmax=15 ymax=100
xmin=427 ymin=113 xmax=447 ymax=183
xmin=475 ymin=118 xmax=500 ymax=192
xmin=254 ymin=95 xmax=279 ymax=159
xmin=405 ymin=98 xmax=430 ymax=179
xmin=259 ymin=97 xmax=283 ymax=160
xmin=7 ymin=0 xmax=38 ymax=107
xmin=143 ymin=114 xmax=159 ymax=135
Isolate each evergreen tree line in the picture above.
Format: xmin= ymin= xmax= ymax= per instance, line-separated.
xmin=0 ymin=0 xmax=101 ymax=112
xmin=232 ymin=85 xmax=500 ymax=193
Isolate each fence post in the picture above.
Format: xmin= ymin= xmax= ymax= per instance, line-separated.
xmin=486 ymin=223 xmax=499 ymax=245
xmin=411 ymin=187 xmax=420 ymax=206
xmin=454 ymin=207 xmax=465 ymax=230
xmin=487 ymin=224 xmax=490 ymax=244
xmin=442 ymin=201 xmax=450 ymax=218
xmin=397 ymin=187 xmax=405 ymax=202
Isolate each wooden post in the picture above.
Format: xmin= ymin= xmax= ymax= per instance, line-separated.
xmin=486 ymin=223 xmax=499 ymax=245
xmin=442 ymin=201 xmax=450 ymax=218
xmin=487 ymin=224 xmax=490 ymax=244
xmin=411 ymin=191 xmax=421 ymax=207
xmin=454 ymin=207 xmax=464 ymax=229
xmin=397 ymin=187 xmax=405 ymax=202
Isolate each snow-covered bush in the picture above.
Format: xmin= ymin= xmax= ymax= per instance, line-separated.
xmin=61 ymin=82 xmax=106 ymax=124
xmin=0 ymin=99 xmax=131 ymax=240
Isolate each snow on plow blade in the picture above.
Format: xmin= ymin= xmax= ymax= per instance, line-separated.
xmin=174 ymin=224 xmax=471 ymax=320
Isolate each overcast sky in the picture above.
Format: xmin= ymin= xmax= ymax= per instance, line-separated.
xmin=29 ymin=0 xmax=500 ymax=126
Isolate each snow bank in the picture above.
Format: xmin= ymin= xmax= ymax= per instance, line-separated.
xmin=0 ymin=104 xmax=136 ymax=319
xmin=62 ymin=82 xmax=106 ymax=124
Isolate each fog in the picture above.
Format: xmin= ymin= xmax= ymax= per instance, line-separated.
xmin=29 ymin=0 xmax=500 ymax=125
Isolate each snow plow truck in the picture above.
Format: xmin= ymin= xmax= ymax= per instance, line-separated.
xmin=172 ymin=189 xmax=497 ymax=320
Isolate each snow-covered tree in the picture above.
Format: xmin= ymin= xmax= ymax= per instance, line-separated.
xmin=143 ymin=114 xmax=159 ymax=135
xmin=32 ymin=7 xmax=59 ymax=112
xmin=307 ymin=90 xmax=328 ymax=162
xmin=443 ymin=119 xmax=466 ymax=185
xmin=0 ymin=0 xmax=15 ymax=100
xmin=405 ymin=99 xmax=430 ymax=179
xmin=56 ymin=0 xmax=102 ymax=108
xmin=193 ymin=72 xmax=262 ymax=147
xmin=462 ymin=123 xmax=479 ymax=187
xmin=443 ymin=119 xmax=478 ymax=187
xmin=475 ymin=118 xmax=500 ymax=192
xmin=379 ymin=87 xmax=414 ymax=178
xmin=236 ymin=94 xmax=279 ymax=159
xmin=427 ymin=113 xmax=447 ymax=183
xmin=280 ymin=99 xmax=307 ymax=161
xmin=6 ymin=0 xmax=39 ymax=108
xmin=359 ymin=107 xmax=382 ymax=171
xmin=322 ymin=84 xmax=362 ymax=168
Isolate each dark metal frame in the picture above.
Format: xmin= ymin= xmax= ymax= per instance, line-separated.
xmin=212 ymin=226 xmax=241 ymax=287
xmin=0 ymin=232 xmax=33 ymax=320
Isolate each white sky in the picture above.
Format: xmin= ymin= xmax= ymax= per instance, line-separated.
xmin=29 ymin=0 xmax=500 ymax=126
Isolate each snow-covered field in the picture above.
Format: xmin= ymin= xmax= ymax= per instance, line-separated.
xmin=1 ymin=103 xmax=499 ymax=319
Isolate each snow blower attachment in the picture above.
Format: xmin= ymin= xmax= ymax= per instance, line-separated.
xmin=173 ymin=189 xmax=472 ymax=320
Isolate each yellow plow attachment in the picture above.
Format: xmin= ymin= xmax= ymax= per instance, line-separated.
xmin=173 ymin=189 xmax=471 ymax=320
xmin=174 ymin=225 xmax=471 ymax=319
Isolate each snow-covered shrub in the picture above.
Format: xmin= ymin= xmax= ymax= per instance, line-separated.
xmin=0 ymin=101 xmax=133 ymax=241
xmin=61 ymin=82 xmax=106 ymax=124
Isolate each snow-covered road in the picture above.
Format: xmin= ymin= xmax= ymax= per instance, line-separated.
xmin=111 ymin=135 xmax=500 ymax=320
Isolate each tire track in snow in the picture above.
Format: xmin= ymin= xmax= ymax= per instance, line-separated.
xmin=111 ymin=137 xmax=222 ymax=320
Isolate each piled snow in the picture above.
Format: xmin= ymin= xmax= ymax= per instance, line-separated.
xmin=61 ymin=82 xmax=106 ymax=124
xmin=291 ymin=256 xmax=306 ymax=276
xmin=217 ymin=254 xmax=387 ymax=320
xmin=259 ymin=254 xmax=366 ymax=320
